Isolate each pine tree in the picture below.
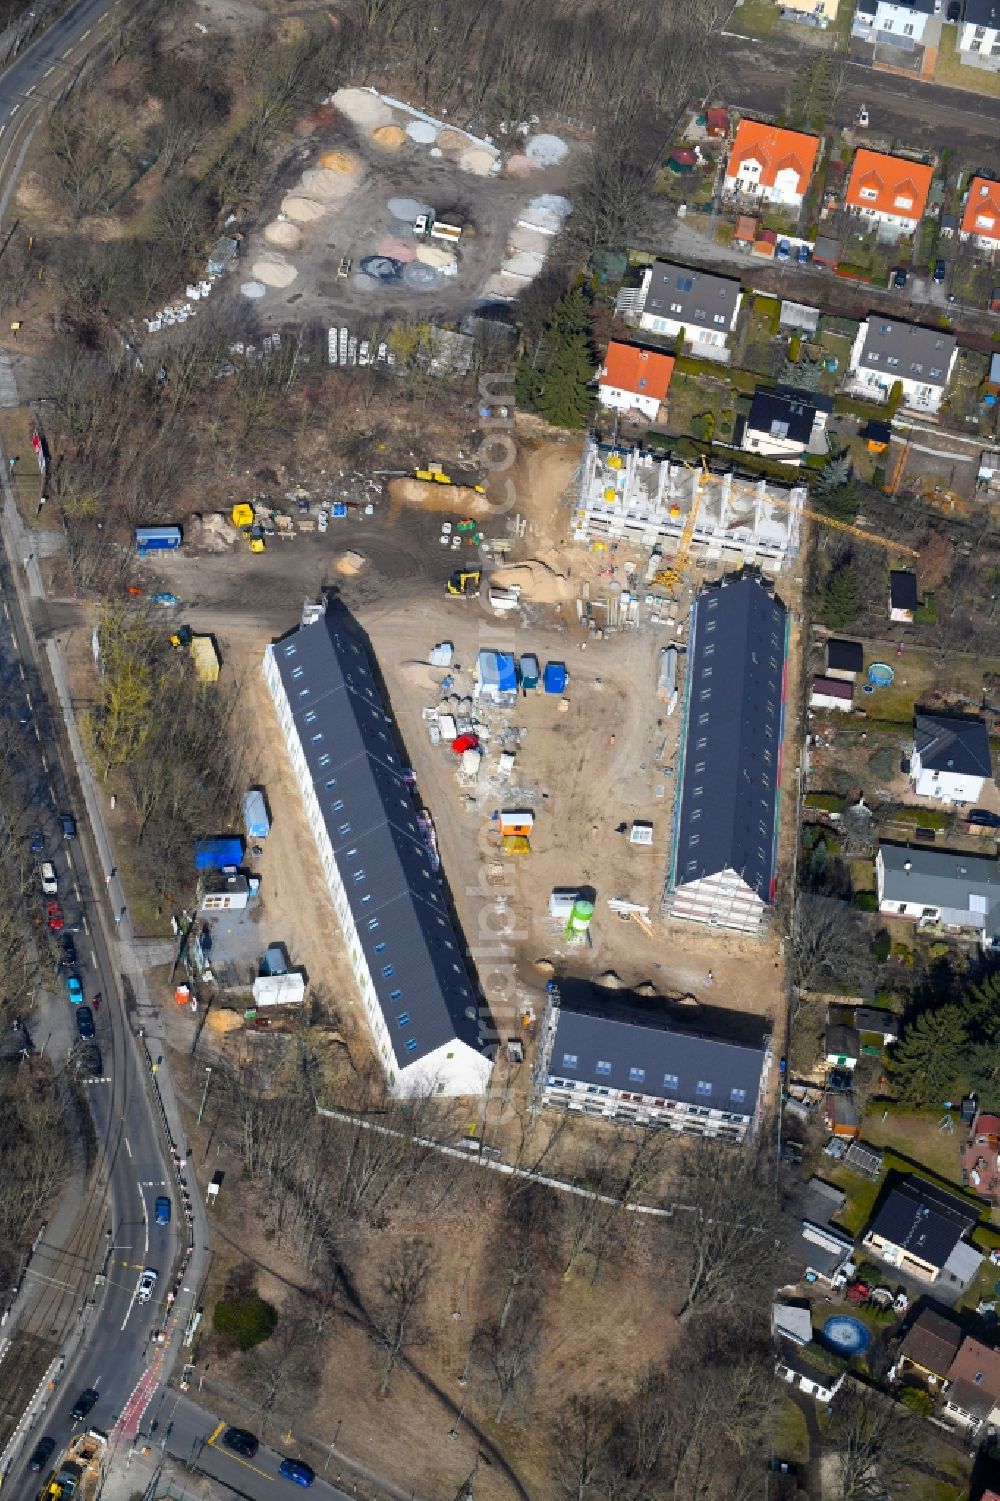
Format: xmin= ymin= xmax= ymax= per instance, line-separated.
xmin=515 ymin=289 xmax=595 ymax=431
xmin=887 ymin=1006 xmax=969 ymax=1107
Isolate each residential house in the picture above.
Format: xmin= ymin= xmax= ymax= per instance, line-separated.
xmin=911 ymin=711 xmax=993 ymax=804
xmin=960 ymin=175 xmax=1000 ymax=250
xmin=845 ymin=149 xmax=934 ymax=236
xmin=773 ymin=1302 xmax=813 ymax=1344
xmin=862 ymin=1175 xmax=983 ymax=1287
xmin=779 ymin=300 xmax=821 ymax=335
xmin=536 ymin=981 xmax=771 ymax=1139
xmin=889 ymin=569 xmax=919 ymax=622
xmin=740 ymin=385 xmax=833 ymax=464
xmin=263 ymin=598 xmax=492 ymax=1098
xmin=597 ymin=342 xmax=675 ymax=423
xmin=826 ymin=638 xmax=864 ymax=680
xmin=848 ymin=317 xmax=957 ymax=414
xmin=962 ymin=1111 xmax=1000 ymax=1204
xmin=811 ymin=676 xmax=854 ymax=712
xmin=724 ymin=120 xmax=820 ymax=208
xmin=663 ymin=574 xmax=787 ymax=934
xmin=944 ymin=1337 xmax=1000 ymax=1427
xmin=852 ymin=1007 xmax=900 ymax=1048
xmin=958 ymin=0 xmax=1000 ymax=68
xmin=876 ymin=843 xmax=1000 ymax=946
xmin=637 ymin=261 xmax=743 ymax=361
xmin=779 ymin=0 xmax=838 ymax=26
xmin=775 ymin=1341 xmax=846 ymax=1404
xmin=895 ymin=1308 xmax=964 ymax=1385
xmin=826 ymin=1021 xmax=860 ymax=1069
xmin=793 ymin=1177 xmax=855 ymax=1282
xmin=852 ymin=0 xmax=935 ymax=48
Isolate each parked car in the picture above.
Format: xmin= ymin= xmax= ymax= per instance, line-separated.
xmin=46 ymin=901 xmax=63 ymax=931
xmin=136 ymin=1267 xmax=158 ymax=1303
xmin=59 ymin=813 xmax=77 ymax=839
xmin=62 ymin=935 xmax=77 ymax=967
xmin=66 ymin=974 xmax=83 ymax=1005
xmin=28 ymin=1438 xmax=56 ymax=1473
xmin=154 ymin=1195 xmax=171 ymax=1226
xmin=29 ymin=829 xmax=44 ymax=855
xmin=40 ymin=861 xmax=58 ymax=897
xmin=222 ymin=1429 xmax=259 ymax=1459
xmin=933 ymin=258 xmax=947 ymax=284
xmin=776 ymin=238 xmax=791 ymax=261
xmin=969 ymin=809 xmax=1000 ymax=828
xmin=857 ymin=105 xmax=869 ymax=127
xmin=892 ymin=267 xmax=908 ymax=288
xmin=278 ymin=1460 xmax=315 ymax=1488
xmin=70 ymin=1389 xmax=99 ymax=1422
xmin=75 ymin=1006 xmax=95 ymax=1039
xmin=78 ymin=1044 xmax=103 ymax=1078
xmin=796 ymin=243 xmax=811 ymax=265
xmin=317 ymin=509 xmax=328 ymax=534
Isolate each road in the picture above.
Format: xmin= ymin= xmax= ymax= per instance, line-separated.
xmin=718 ymin=30 xmax=1000 ymax=163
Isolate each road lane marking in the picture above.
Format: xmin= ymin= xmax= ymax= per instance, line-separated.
xmin=208 ymin=1422 xmax=225 ymax=1444
xmin=125 ymin=1135 xmax=132 ymax=1158
xmin=43 ymin=66 xmax=54 ymax=76
xmin=206 ymin=1431 xmax=273 ymax=1481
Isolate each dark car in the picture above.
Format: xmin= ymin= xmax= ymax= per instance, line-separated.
xmin=969 ymin=809 xmax=1000 ymax=828
xmin=796 ymin=243 xmax=811 ymax=265
xmin=154 ymin=1195 xmax=171 ymax=1226
xmin=61 ymin=935 xmax=77 ymax=967
xmin=78 ymin=1044 xmax=103 ymax=1078
xmin=59 ymin=813 xmax=77 ymax=840
xmin=776 ymin=238 xmax=791 ymax=261
xmin=71 ymin=1389 xmax=99 ymax=1422
xmin=28 ymin=1437 xmax=56 ymax=1473
xmin=933 ymin=258 xmax=947 ymax=284
xmin=75 ymin=1006 xmax=95 ymax=1040
xmin=29 ymin=830 xmax=44 ymax=855
xmin=892 ymin=267 xmax=907 ymax=288
xmin=222 ymin=1428 xmax=259 ymax=1459
xmin=278 ymin=1459 xmax=314 ymax=1488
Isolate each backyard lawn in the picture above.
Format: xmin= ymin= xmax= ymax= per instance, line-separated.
xmin=862 ymin=1109 xmax=963 ymax=1186
xmin=860 ymin=646 xmax=998 ymax=724
xmin=772 ymin=1395 xmax=810 ymax=1466
xmin=934 ymin=25 xmax=1000 ymax=96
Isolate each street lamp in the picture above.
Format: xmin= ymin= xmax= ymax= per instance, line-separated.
xmin=197 ymin=1066 xmax=213 ymax=1125
xmin=324 ymin=1419 xmax=342 ymax=1472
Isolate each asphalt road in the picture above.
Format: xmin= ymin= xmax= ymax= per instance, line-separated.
xmin=718 ymin=30 xmax=1000 ymax=164
xmin=153 ymin=1395 xmax=355 ymax=1501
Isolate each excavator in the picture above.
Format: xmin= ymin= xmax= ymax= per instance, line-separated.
xmin=446 ymin=568 xmax=481 ymax=597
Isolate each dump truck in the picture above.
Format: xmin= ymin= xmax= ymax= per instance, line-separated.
xmin=41 ymin=1431 xmax=106 ymax=1501
xmin=413 ymin=214 xmax=462 ymax=243
xmin=446 ymin=568 xmax=481 ymax=597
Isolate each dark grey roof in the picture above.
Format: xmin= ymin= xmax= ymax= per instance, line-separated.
xmin=270 ymin=612 xmax=483 ymax=1071
xmin=857 ymin=318 xmax=957 ymax=388
xmin=866 ymin=1176 xmax=978 ymax=1270
xmin=827 ymin=638 xmax=864 ymax=672
xmin=776 ymin=1339 xmax=843 ymax=1389
xmin=890 ymin=569 xmax=918 ymax=608
xmin=827 ymin=1023 xmax=860 ymax=1058
xmin=547 ymin=988 xmax=768 ymax=1115
xmin=878 ymin=842 xmax=1000 ymax=936
xmin=644 ymin=260 xmax=742 ymax=333
xmin=674 ymin=575 xmax=787 ymax=899
xmin=813 ymin=235 xmax=841 ymax=262
xmin=963 ymin=0 xmax=1000 ymax=26
xmin=914 ymin=711 xmax=992 ymax=779
xmin=746 ymin=386 xmax=824 ymax=446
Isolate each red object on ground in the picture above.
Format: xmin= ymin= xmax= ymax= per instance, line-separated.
xmin=846 ymin=1281 xmax=870 ymax=1304
xmin=451 ymin=734 xmax=480 ymax=754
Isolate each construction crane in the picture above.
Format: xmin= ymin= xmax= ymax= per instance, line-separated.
xmin=885 ymin=440 xmax=910 ymax=496
xmin=653 ymin=457 xmax=711 ymax=590
xmin=725 ymin=475 xmax=919 ymax=557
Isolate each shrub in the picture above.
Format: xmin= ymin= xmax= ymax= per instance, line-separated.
xmin=891 ymin=942 xmax=914 ymax=965
xmin=872 ymin=931 xmax=891 ymax=963
xmin=833 ymin=393 xmax=892 ymax=422
xmin=914 ymin=593 xmax=937 ymax=624
xmin=804 ymin=791 xmax=848 ymax=812
xmin=900 ymin=1387 xmax=934 ymax=1416
xmin=691 ymin=410 xmax=716 ymax=441
xmin=788 ymin=333 xmax=802 ymax=362
xmin=213 ymin=1295 xmax=278 ymax=1350
xmin=880 ymin=804 xmax=952 ymax=830
xmin=853 ymin=891 xmax=878 ymax=911
xmin=887 ymin=379 xmax=904 ymax=417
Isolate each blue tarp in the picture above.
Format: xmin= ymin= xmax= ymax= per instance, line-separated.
xmin=478 ymin=650 xmax=518 ymax=696
xmin=544 ymin=661 xmax=567 ymax=694
xmin=195 ymin=836 xmax=244 ymax=871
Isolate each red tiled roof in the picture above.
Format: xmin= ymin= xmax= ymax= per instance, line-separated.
xmin=947 ymin=1336 xmax=1000 ymax=1404
xmin=599 ymin=342 xmax=674 ymax=402
xmin=845 ymin=149 xmax=933 ymax=223
xmin=726 ymin=120 xmax=820 ymax=196
xmin=962 ymin=177 xmax=1000 ymax=243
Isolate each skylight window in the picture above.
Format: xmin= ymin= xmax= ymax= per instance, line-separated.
xmin=596 ymin=1060 xmax=612 ymax=1076
xmin=562 ymin=1053 xmax=579 ymax=1069
xmin=629 ymin=1066 xmax=645 ymax=1084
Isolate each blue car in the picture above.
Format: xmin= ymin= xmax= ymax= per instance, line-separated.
xmin=66 ymin=974 xmax=83 ymax=1005
xmin=776 ymin=238 xmax=791 ymax=261
xmin=278 ymin=1460 xmax=314 ymax=1488
xmin=154 ymin=1196 xmax=171 ymax=1226
xmin=151 ymin=593 xmax=177 ymax=607
xmin=29 ymin=830 xmax=44 ymax=854
xmin=796 ymin=243 xmax=811 ymax=265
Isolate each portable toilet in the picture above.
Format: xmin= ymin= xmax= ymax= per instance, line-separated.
xmin=520 ymin=654 xmax=540 ymax=690
xmin=543 ymin=661 xmax=567 ymax=695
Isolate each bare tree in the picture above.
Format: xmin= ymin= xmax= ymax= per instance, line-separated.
xmin=668 ymin=1135 xmax=779 ymax=1322
xmin=371 ymin=1238 xmax=431 ymax=1395
xmin=240 ymin=1314 xmax=317 ymax=1435
xmin=829 ymin=1382 xmax=926 ymax=1501
xmin=483 ymin=1293 xmax=542 ymax=1422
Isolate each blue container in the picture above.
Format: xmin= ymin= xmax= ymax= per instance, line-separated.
xmin=544 ymin=661 xmax=567 ymax=694
xmin=135 ymin=525 xmax=181 ymax=553
xmin=520 ymin=654 xmax=540 ymax=690
xmin=331 ymin=503 xmax=348 ymax=518
xmin=242 ymin=790 xmax=270 ymax=840
xmin=868 ymin=662 xmax=895 ymax=687
xmin=194 ymin=836 xmax=244 ymax=871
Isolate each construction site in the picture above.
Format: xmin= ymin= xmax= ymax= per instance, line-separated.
xmin=37 ymin=1430 xmax=106 ymax=1501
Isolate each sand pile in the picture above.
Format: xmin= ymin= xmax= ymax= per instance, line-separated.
xmin=388 ymin=195 xmax=432 ymax=222
xmin=526 ymin=132 xmax=568 ymax=166
xmin=253 ymin=257 xmax=298 ymax=288
xmin=334 ymin=550 xmax=366 ymax=576
xmin=317 ymin=149 xmax=361 ymax=174
xmin=459 ymin=145 xmax=497 ymax=176
xmin=388 ymin=478 xmax=490 ymax=514
xmin=491 ymin=559 xmax=573 ymax=604
xmin=506 ymin=154 xmax=534 ymax=177
xmin=301 ymin=167 xmax=359 ymax=202
xmin=414 ymin=242 xmax=456 ymax=269
xmin=436 ymin=128 xmax=467 ymax=155
xmin=376 ymin=234 xmax=416 ymax=261
xmin=241 ymin=280 xmax=266 ymax=299
xmin=331 ymin=87 xmax=392 ymax=128
xmin=281 ymin=195 xmax=325 ymax=223
xmin=186 ymin=513 xmax=236 ymax=551
xmin=372 ymin=123 xmax=406 ymax=149
xmin=264 ymin=220 xmax=302 ymax=250
xmin=207 ymin=1009 xmax=244 ymax=1034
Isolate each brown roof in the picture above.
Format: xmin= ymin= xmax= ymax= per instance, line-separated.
xmin=899 ymin=1309 xmax=963 ymax=1378
xmin=947 ymin=1336 xmax=1000 ymax=1404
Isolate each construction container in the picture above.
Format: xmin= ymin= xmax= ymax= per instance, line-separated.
xmin=543 ymin=661 xmax=568 ymax=694
xmin=549 ymin=888 xmax=579 ymax=919
xmin=135 ymin=525 xmax=181 ymax=554
xmin=194 ymin=836 xmax=244 ymax=871
xmin=189 ymin=635 xmax=221 ymax=684
xmin=520 ymin=654 xmax=540 ymax=690
xmin=242 ymin=789 xmax=270 ymax=840
xmin=231 ymin=502 xmax=254 ymax=528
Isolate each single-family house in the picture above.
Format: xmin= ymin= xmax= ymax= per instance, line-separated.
xmin=958 ymin=0 xmax=1000 ymax=68
xmin=597 ymin=342 xmax=675 ymax=423
xmin=740 ymin=386 xmax=833 ymax=464
xmin=911 ymin=711 xmax=993 ymax=804
xmin=848 ymin=317 xmax=957 ymax=414
xmin=536 ymin=981 xmax=771 ymax=1139
xmin=889 ymin=569 xmax=918 ymax=622
xmin=780 ymin=0 xmax=838 ymax=25
xmin=775 ymin=1341 xmax=845 ymax=1404
xmin=637 ymin=261 xmax=743 ymax=361
xmin=944 ymin=1337 xmax=1000 ymax=1428
xmin=792 ymin=1177 xmax=855 ymax=1282
xmin=724 ymin=121 xmax=820 ymax=208
xmin=811 ymin=676 xmax=854 ymax=712
xmin=876 ymin=843 xmax=1000 ymax=946
xmin=664 ymin=574 xmax=787 ymax=934
xmin=852 ymin=1007 xmax=900 ymax=1048
xmin=826 ymin=1021 xmax=860 ymax=1069
xmin=960 ymin=176 xmax=1000 ymax=250
xmin=963 ymin=1112 xmax=1000 ymax=1204
xmin=852 ymin=0 xmax=935 ymax=48
xmin=845 ymin=150 xmax=934 ymax=237
xmin=862 ymin=1176 xmax=983 ymax=1287
xmin=895 ymin=1309 xmax=964 ymax=1385
xmin=826 ymin=639 xmax=864 ymax=680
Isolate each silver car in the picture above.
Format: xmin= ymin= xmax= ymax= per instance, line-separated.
xmin=136 ymin=1268 xmax=158 ymax=1304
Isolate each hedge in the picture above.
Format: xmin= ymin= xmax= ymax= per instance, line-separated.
xmin=673 ymin=354 xmax=769 ymax=394
xmin=213 ymin=1295 xmax=278 ymax=1350
xmin=804 ymin=791 xmax=848 ymax=812
xmin=833 ymin=393 xmax=892 ymax=422
xmin=879 ymin=804 xmax=953 ymax=830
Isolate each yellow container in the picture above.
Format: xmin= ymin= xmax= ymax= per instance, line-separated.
xmin=231 ymin=502 xmax=254 ymax=528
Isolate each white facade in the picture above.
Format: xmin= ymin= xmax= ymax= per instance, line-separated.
xmin=911 ymin=759 xmax=985 ymax=805
xmin=959 ymin=18 xmax=1000 ymax=66
xmin=848 ymin=323 xmax=954 ymax=415
xmin=724 ymin=159 xmax=804 ymax=207
xmin=263 ymin=643 xmax=491 ymax=1099
xmin=663 ymin=867 xmax=767 ymax=934
xmin=775 ymin=1360 xmax=844 ymax=1405
xmin=598 ymin=383 xmax=661 ymax=422
xmin=637 ymin=268 xmax=741 ymax=355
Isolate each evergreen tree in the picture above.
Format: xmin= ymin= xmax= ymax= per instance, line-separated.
xmin=515 ymin=289 xmax=595 ymax=431
xmin=887 ymin=1006 xmax=969 ymax=1107
xmin=817 ymin=559 xmax=861 ymax=629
